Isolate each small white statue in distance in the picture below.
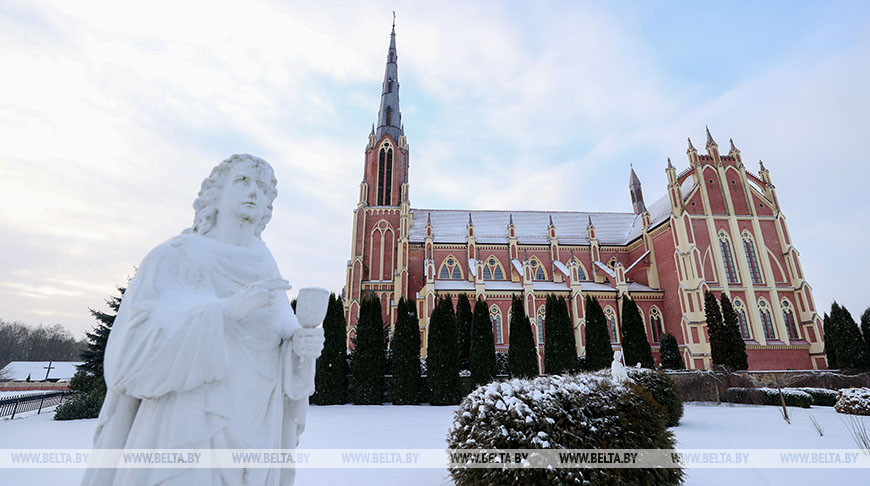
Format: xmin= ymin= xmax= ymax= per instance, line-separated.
xmin=611 ymin=350 xmax=629 ymax=383
xmin=83 ymin=154 xmax=326 ymax=486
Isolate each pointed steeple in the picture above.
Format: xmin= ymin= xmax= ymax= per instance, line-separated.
xmin=667 ymin=157 xmax=674 ymax=169
xmin=705 ymin=126 xmax=717 ymax=147
xmin=687 ymin=137 xmax=696 ymax=152
xmin=629 ymin=165 xmax=645 ymax=214
xmin=729 ymin=138 xmax=738 ymax=152
xmin=376 ymin=15 xmax=403 ymax=141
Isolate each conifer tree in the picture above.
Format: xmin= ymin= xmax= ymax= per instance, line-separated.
xmin=313 ymin=294 xmax=348 ymax=405
xmin=79 ymin=287 xmax=124 ymax=376
xmin=469 ymin=297 xmax=497 ymax=387
xmin=392 ymin=297 xmax=421 ymax=405
xmin=56 ymin=286 xmax=124 ymax=420
xmin=583 ymin=296 xmax=613 ymax=370
xmin=703 ymin=291 xmax=727 ymax=369
xmin=456 ymin=293 xmax=473 ymax=371
xmin=830 ymin=302 xmax=870 ymax=370
xmin=544 ymin=295 xmax=577 ymax=374
xmin=427 ymin=295 xmax=461 ymax=405
xmin=861 ymin=308 xmax=870 ymax=359
xmin=620 ymin=295 xmax=654 ymax=368
xmin=823 ymin=313 xmax=838 ymax=369
xmin=719 ymin=294 xmax=749 ymax=370
xmin=351 ymin=294 xmax=385 ymax=404
xmin=508 ymin=295 xmax=538 ymax=378
xmin=659 ymin=333 xmax=684 ymax=370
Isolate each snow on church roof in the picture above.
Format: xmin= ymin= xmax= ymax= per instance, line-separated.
xmin=410 ymin=181 xmax=694 ymax=247
xmin=1 ymin=361 xmax=81 ymax=381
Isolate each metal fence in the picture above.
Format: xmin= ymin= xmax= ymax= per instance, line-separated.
xmin=0 ymin=391 xmax=68 ymax=419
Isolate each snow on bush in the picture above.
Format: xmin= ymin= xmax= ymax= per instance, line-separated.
xmin=723 ymin=387 xmax=812 ymax=408
xmin=798 ymin=387 xmax=839 ymax=407
xmin=835 ymin=388 xmax=870 ymax=416
xmin=626 ymin=368 xmax=684 ymax=427
xmin=447 ymin=373 xmax=683 ymax=485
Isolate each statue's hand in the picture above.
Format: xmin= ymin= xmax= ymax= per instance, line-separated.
xmin=292 ymin=327 xmax=325 ymax=360
xmin=224 ymin=278 xmax=291 ymax=324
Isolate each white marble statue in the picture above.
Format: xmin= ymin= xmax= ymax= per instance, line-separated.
xmin=83 ymin=154 xmax=326 ymax=486
xmin=611 ymin=350 xmax=628 ymax=383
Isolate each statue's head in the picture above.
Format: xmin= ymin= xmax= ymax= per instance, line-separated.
xmin=186 ymin=154 xmax=278 ymax=238
xmin=613 ymin=350 xmax=623 ymax=361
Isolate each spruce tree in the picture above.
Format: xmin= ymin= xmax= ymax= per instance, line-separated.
xmin=427 ymin=295 xmax=461 ymax=405
xmin=830 ymin=302 xmax=870 ymax=370
xmin=456 ymin=293 xmax=473 ymax=371
xmin=620 ymin=295 xmax=654 ymax=368
xmin=703 ymin=291 xmax=727 ymax=369
xmin=508 ymin=295 xmax=538 ymax=378
xmin=583 ymin=296 xmax=613 ymax=370
xmin=392 ymin=297 xmax=421 ymax=405
xmin=861 ymin=308 xmax=870 ymax=360
xmin=57 ymin=286 xmax=124 ymax=420
xmin=469 ymin=297 xmax=497 ymax=387
xmin=719 ymin=294 xmax=749 ymax=370
xmin=313 ymin=294 xmax=348 ymax=405
xmin=79 ymin=287 xmax=124 ymax=376
xmin=351 ymin=294 xmax=385 ymax=404
xmin=544 ymin=295 xmax=577 ymax=374
xmin=659 ymin=333 xmax=684 ymax=370
xmin=823 ymin=313 xmax=838 ymax=369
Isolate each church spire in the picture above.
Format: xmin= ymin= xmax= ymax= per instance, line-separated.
xmin=629 ymin=164 xmax=646 ymax=214
xmin=376 ymin=14 xmax=403 ymax=141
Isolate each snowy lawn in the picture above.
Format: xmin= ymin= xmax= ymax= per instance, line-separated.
xmin=0 ymin=403 xmax=867 ymax=485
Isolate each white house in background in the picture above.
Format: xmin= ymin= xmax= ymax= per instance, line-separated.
xmin=0 ymin=361 xmax=81 ymax=382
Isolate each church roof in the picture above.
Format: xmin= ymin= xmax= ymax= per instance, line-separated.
xmin=410 ymin=180 xmax=694 ymax=246
xmin=0 ymin=361 xmax=81 ymax=381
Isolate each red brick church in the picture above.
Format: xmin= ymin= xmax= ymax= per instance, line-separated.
xmin=344 ymin=22 xmax=826 ymax=371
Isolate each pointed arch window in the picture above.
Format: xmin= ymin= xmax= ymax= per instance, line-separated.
xmin=438 ymin=256 xmax=462 ymax=280
xmin=733 ymin=299 xmax=751 ymax=340
xmin=529 ymin=258 xmax=547 ymax=280
xmin=782 ymin=299 xmax=800 ymax=340
xmin=490 ymin=305 xmax=503 ymax=344
xmin=387 ymin=77 xmax=393 ymax=93
xmin=385 ymin=106 xmax=392 ymax=126
xmin=718 ymin=231 xmax=739 ymax=284
xmin=536 ymin=306 xmax=546 ymax=346
xmin=604 ymin=306 xmax=618 ymax=344
xmin=649 ymin=307 xmax=662 ymax=343
xmin=377 ymin=144 xmax=394 ymax=206
xmin=759 ymin=299 xmax=776 ymax=340
xmin=482 ymin=256 xmax=506 ymax=280
xmin=742 ymin=232 xmax=763 ymax=285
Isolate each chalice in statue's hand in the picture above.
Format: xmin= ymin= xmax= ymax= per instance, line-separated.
xmin=295 ymin=287 xmax=330 ymax=328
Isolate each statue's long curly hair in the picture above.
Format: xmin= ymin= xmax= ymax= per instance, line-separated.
xmin=184 ymin=154 xmax=278 ymax=238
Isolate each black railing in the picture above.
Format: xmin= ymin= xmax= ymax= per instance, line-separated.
xmin=0 ymin=391 xmax=68 ymax=419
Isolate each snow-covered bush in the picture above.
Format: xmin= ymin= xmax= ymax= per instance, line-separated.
xmin=835 ymin=388 xmax=870 ymax=415
xmin=722 ymin=387 xmax=812 ymax=408
xmin=627 ymin=368 xmax=684 ymax=427
xmin=447 ymin=373 xmax=683 ymax=485
xmin=798 ymin=388 xmax=839 ymax=407
xmin=593 ymin=368 xmax=683 ymax=426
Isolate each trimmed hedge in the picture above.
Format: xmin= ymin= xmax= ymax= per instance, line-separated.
xmin=722 ymin=387 xmax=812 ymax=408
xmin=835 ymin=388 xmax=870 ymax=415
xmin=798 ymin=388 xmax=839 ymax=407
xmin=447 ymin=373 xmax=683 ymax=485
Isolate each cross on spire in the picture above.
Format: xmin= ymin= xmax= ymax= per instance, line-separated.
xmin=376 ymin=15 xmax=403 ymax=141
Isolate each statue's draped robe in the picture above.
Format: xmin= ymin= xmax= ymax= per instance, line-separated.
xmin=83 ymin=233 xmax=312 ymax=486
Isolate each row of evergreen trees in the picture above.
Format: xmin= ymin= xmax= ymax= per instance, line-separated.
xmin=702 ymin=291 xmax=750 ymax=371
xmin=824 ymin=303 xmax=870 ymax=370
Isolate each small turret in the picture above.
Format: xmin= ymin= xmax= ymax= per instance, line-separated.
xmin=705 ymin=126 xmax=720 ymax=163
xmin=687 ymin=137 xmax=699 ymax=166
xmin=728 ymin=137 xmax=742 ymax=165
xmin=629 ymin=165 xmax=646 ymax=214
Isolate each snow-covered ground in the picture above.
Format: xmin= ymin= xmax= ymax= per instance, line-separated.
xmin=0 ymin=403 xmax=866 ymax=485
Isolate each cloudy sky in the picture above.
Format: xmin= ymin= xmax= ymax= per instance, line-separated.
xmin=1 ymin=1 xmax=868 ymax=338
